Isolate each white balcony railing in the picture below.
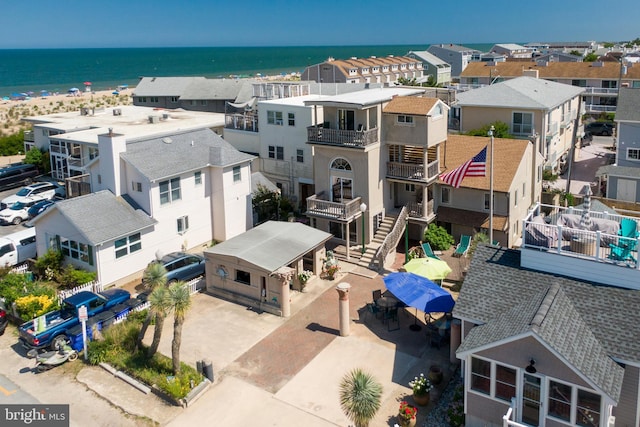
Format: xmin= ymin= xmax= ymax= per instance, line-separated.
xmin=306 ymin=194 xmax=362 ymax=220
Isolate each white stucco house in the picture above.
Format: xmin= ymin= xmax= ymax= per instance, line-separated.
xmin=31 ymin=127 xmax=255 ymax=286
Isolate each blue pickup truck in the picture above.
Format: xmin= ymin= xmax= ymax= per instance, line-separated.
xmin=19 ymin=288 xmax=131 ymax=350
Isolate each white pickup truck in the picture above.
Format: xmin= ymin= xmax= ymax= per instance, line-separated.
xmin=0 ymin=227 xmax=36 ymax=267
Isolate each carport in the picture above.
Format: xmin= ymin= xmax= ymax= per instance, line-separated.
xmin=204 ymin=221 xmax=332 ymax=317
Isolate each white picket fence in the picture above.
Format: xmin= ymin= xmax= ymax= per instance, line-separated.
xmin=57 ymin=280 xmax=104 ymax=303
xmin=11 ymin=263 xmax=29 ymax=274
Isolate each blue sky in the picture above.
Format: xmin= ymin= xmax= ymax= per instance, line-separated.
xmin=2 ymin=0 xmax=638 ymax=49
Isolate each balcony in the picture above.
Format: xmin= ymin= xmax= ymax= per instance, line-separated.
xmin=23 ymin=130 xmax=34 ymax=143
xmin=406 ymin=199 xmax=435 ymax=222
xmin=386 ymin=159 xmax=440 ymax=182
xmin=307 ymin=126 xmax=378 ymax=148
xmin=225 ymin=113 xmax=258 ymax=132
xmin=521 ymin=202 xmax=640 ymax=290
xmin=306 ymin=193 xmax=362 ymax=221
xmin=583 ymin=87 xmax=619 ymax=96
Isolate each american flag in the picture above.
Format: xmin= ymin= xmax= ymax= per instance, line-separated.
xmin=439 ymin=146 xmax=487 ymax=188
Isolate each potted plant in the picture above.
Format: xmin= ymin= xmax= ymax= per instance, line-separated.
xmin=322 ymin=251 xmax=340 ymax=280
xmin=398 ymin=401 xmax=418 ymax=427
xmin=298 ymin=270 xmax=312 ymax=291
xmin=409 ymin=373 xmax=433 ymax=406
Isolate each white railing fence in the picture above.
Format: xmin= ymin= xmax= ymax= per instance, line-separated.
xmin=58 ymin=280 xmax=104 ymax=303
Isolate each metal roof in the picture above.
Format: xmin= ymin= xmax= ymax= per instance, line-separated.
xmin=304 ymin=87 xmax=424 ymax=108
xmin=205 ymin=221 xmax=332 ymax=273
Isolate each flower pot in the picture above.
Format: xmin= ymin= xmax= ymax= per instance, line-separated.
xmin=429 ymin=364 xmax=443 ymax=385
xmin=398 ymin=415 xmax=417 ymax=427
xmin=413 ymin=391 xmax=430 ymax=406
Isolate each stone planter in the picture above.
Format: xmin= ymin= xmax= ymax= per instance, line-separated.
xmin=429 ymin=364 xmax=443 ymax=385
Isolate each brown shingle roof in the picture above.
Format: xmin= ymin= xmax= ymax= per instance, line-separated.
xmin=461 ymin=61 xmax=640 ymax=80
xmin=383 ymin=96 xmax=439 ymax=115
xmin=436 ymin=206 xmax=508 ymax=231
xmin=439 ymin=135 xmax=529 ymax=192
xmin=329 ymin=56 xmax=420 ymax=78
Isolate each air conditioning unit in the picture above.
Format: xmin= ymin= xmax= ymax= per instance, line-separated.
xmin=148 ymin=115 xmax=160 ymax=124
xmin=81 ymin=107 xmax=89 ymax=116
xmin=113 ymin=108 xmax=122 ymax=116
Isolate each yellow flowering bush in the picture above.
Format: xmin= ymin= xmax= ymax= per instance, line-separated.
xmin=15 ymin=294 xmax=57 ymax=319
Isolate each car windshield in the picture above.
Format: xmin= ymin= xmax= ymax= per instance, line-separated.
xmin=15 ymin=188 xmax=30 ymax=196
xmin=10 ymin=202 xmax=26 ymax=210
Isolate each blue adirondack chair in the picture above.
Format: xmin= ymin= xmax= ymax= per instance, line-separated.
xmin=618 ymin=218 xmax=639 ymax=251
xmin=453 ymin=235 xmax=471 ymax=257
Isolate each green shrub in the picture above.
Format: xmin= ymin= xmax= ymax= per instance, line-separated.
xmin=15 ymin=294 xmax=57 ymax=319
xmin=33 ymin=249 xmax=64 ymax=281
xmin=469 ymin=233 xmax=490 ymax=256
xmin=466 ymin=121 xmax=513 ymax=138
xmin=423 ymin=223 xmax=455 ymax=251
xmin=56 ymin=265 xmax=97 ymax=289
xmin=543 ymin=169 xmax=558 ymax=182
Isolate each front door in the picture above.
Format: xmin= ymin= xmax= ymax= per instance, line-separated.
xmin=331 ymin=177 xmax=352 ymax=202
xmin=338 ymin=109 xmax=355 ymax=131
xmin=521 ymin=373 xmax=543 ymax=426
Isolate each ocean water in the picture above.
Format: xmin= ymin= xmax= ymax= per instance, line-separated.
xmin=0 ymin=44 xmax=494 ymax=96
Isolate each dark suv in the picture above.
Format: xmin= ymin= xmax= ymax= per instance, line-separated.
xmin=585 ymin=122 xmax=614 ymax=136
xmin=145 ymin=252 xmax=205 ymax=284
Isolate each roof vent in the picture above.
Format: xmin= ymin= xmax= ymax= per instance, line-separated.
xmin=162 ymin=137 xmax=172 ymax=144
xmin=113 ymin=108 xmax=122 ymax=116
xmin=149 ymin=115 xmax=160 ymax=124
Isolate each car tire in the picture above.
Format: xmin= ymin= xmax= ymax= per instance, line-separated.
xmin=51 ymin=335 xmax=68 ymax=351
xmin=12 ymin=217 xmax=22 ymax=225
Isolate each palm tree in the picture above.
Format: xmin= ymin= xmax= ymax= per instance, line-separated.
xmin=147 ymin=285 xmax=173 ymax=358
xmin=168 ymin=281 xmax=192 ymax=375
xmin=339 ymin=368 xmax=383 ymax=427
xmin=135 ymin=262 xmax=167 ymax=351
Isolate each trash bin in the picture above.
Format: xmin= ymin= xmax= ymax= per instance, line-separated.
xmin=196 ymin=360 xmax=203 ymax=375
xmin=202 ymin=359 xmax=214 ymax=382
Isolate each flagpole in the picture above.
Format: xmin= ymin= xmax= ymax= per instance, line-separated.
xmin=488 ymin=125 xmax=495 ymax=245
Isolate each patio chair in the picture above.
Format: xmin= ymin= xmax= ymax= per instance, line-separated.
xmin=453 ymin=235 xmax=471 ymax=257
xmin=609 ymin=243 xmax=636 ymax=263
xmin=420 ymin=241 xmax=441 ymax=260
xmin=384 ymin=307 xmax=400 ymax=331
xmin=372 ymin=289 xmax=382 ymax=304
xmin=618 ymin=218 xmax=639 ymax=251
xmin=366 ymin=303 xmax=381 ymax=320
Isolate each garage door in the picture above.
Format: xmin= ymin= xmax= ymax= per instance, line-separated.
xmin=616 ymin=179 xmax=637 ymax=202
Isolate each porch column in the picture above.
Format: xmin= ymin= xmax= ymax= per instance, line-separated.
xmin=272 ymin=266 xmax=295 ymax=317
xmin=422 ymin=186 xmax=429 ymax=219
xmin=336 ymin=282 xmax=351 ymax=337
xmin=346 ymin=220 xmax=351 ymax=261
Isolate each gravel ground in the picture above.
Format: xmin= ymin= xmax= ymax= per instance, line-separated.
xmin=423 ymin=368 xmax=463 ymax=427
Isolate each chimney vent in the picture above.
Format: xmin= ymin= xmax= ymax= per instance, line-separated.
xmin=108 ymin=127 xmax=113 ymax=136
xmin=113 ymin=108 xmax=122 ymax=116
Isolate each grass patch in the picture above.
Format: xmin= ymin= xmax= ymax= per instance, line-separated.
xmin=87 ymin=317 xmax=203 ymax=400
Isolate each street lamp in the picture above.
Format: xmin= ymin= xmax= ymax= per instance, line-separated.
xmin=404 ymin=217 xmax=409 ymax=264
xmin=360 ymin=202 xmax=367 ymax=255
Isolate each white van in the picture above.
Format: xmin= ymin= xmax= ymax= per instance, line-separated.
xmin=0 ymin=227 xmax=37 ymax=267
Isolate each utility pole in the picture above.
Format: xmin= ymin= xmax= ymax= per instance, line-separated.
xmin=565 ymin=94 xmax=583 ymax=194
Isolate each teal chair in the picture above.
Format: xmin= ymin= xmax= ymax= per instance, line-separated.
xmin=618 ymin=218 xmax=639 ymax=251
xmin=420 ymin=241 xmax=441 ymax=260
xmin=453 ymin=235 xmax=471 ymax=257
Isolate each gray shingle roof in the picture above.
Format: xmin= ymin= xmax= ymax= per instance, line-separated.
xmin=52 ymin=190 xmax=156 ymax=245
xmin=615 ymin=88 xmax=640 ymax=122
xmin=455 ymin=245 xmax=640 ymax=393
xmin=180 ymin=79 xmax=256 ymax=101
xmin=121 ymin=128 xmax=254 ymax=182
xmin=205 ymin=221 xmax=332 ymax=273
xmin=134 ymin=77 xmax=204 ymax=97
xmin=455 ymin=76 xmax=584 ymax=110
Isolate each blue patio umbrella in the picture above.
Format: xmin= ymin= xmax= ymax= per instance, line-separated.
xmin=383 ymin=272 xmax=455 ymax=331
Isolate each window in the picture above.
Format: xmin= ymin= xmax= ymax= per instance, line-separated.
xmin=233 ymin=166 xmax=241 ymax=182
xmin=132 ymin=182 xmax=142 ymax=192
xmin=514 ymin=189 xmax=518 ymax=206
xmin=571 ymin=79 xmax=587 ymax=87
xmin=159 ymin=177 xmax=181 ymax=205
xmin=405 ymin=183 xmax=415 ymax=192
xmin=296 ymin=149 xmax=304 ymax=163
xmin=549 ymin=381 xmax=572 ymax=422
xmin=170 ymin=96 xmax=179 ymax=103
xmin=627 ymin=148 xmax=640 ymax=161
xmin=114 ymin=233 xmax=141 ymax=259
xmin=548 ymin=381 xmax=601 ymax=426
xmin=432 ymin=104 xmax=443 ymax=118
xmin=522 ymin=182 xmax=526 ymax=199
xmin=441 ymin=187 xmax=450 ymax=204
xmin=494 ymin=365 xmax=516 ymax=402
xmin=470 ymin=357 xmax=491 ymax=395
xmin=484 ymin=193 xmax=494 ymax=210
xmin=177 ymin=216 xmax=189 ymax=234
xmin=267 ymin=110 xmax=283 ymax=125
xmin=268 ymin=145 xmax=284 ymax=160
xmin=59 ymin=236 xmax=93 ymax=266
xmin=236 ymin=269 xmax=251 ymax=285
xmin=513 ymin=112 xmax=533 ymax=135
xmin=330 ymin=158 xmax=352 ymax=170
xmin=200 ymin=100 xmax=207 ymax=106
xmin=397 ymin=115 xmax=414 ymax=124
xmin=194 ymin=171 xmax=202 ymax=185
xmin=149 ymin=97 xmax=159 ymax=103
xmin=138 ymin=97 xmax=147 ymax=103
xmin=288 ymin=112 xmax=295 ymax=126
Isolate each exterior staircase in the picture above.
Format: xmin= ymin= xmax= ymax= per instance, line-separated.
xmin=357 ymin=214 xmax=397 ymax=270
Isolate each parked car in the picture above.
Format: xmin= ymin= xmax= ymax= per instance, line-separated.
xmin=0 ymin=200 xmax=39 ymax=225
xmin=585 ymin=122 xmax=614 ymax=136
xmin=582 ymin=131 xmax=593 ymax=147
xmin=145 ymin=252 xmax=206 ymax=285
xmin=27 ymin=199 xmax=55 ymax=219
xmin=0 ymin=303 xmax=8 ymax=335
xmin=1 ymin=182 xmax=58 ymax=209
xmin=0 ymin=163 xmax=39 ymax=191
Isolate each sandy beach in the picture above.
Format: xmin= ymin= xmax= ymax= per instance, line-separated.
xmin=0 ymin=89 xmax=133 ymax=136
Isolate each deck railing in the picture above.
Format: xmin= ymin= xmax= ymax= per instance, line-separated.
xmin=375 ymin=206 xmax=409 ymax=272
xmin=406 ymin=199 xmax=434 ymax=219
xmin=386 ymin=159 xmax=439 ymax=182
xmin=307 ymin=126 xmax=378 ymax=147
xmin=225 ymin=113 xmax=258 ymax=132
xmin=306 ymin=194 xmax=362 ymax=220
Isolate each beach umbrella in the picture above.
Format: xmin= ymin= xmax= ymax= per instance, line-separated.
xmin=26 ymin=91 xmax=34 ymax=96
xmin=83 ymin=81 xmax=92 ymax=86
xmin=579 ymin=185 xmax=593 ymax=230
xmin=403 ymin=257 xmax=452 ymax=282
xmin=112 ymin=91 xmax=120 ymax=95
xmin=383 ymin=272 xmax=455 ymax=331
xmin=68 ymin=87 xmax=79 ymax=92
